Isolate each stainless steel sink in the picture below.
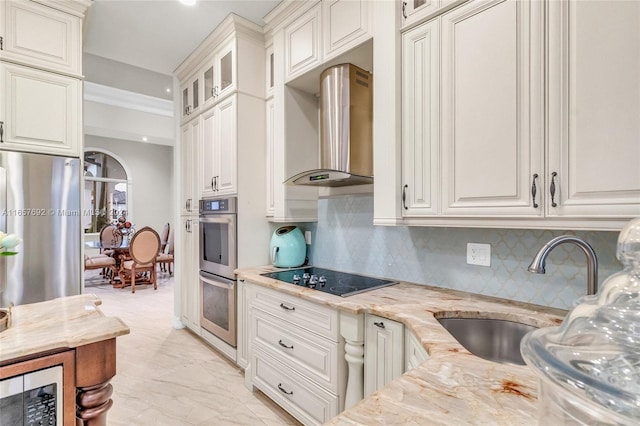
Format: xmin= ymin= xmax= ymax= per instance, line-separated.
xmin=437 ymin=317 xmax=537 ymax=365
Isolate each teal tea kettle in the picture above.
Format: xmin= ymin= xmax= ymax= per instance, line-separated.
xmin=270 ymin=226 xmax=306 ymax=268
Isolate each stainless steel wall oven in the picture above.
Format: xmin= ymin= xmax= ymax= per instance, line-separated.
xmin=199 ymin=197 xmax=237 ymax=347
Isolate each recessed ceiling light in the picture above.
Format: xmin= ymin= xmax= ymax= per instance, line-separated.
xmin=142 ymin=137 xmax=148 ymax=142
xmin=179 ymin=0 xmax=196 ymax=5
xmin=166 ymin=87 xmax=171 ymax=93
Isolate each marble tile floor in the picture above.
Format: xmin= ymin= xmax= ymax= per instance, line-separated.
xmin=84 ymin=270 xmax=301 ymax=426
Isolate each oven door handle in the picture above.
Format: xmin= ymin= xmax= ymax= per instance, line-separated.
xmin=199 ymin=271 xmax=235 ymax=286
xmin=198 ymin=215 xmax=234 ymax=225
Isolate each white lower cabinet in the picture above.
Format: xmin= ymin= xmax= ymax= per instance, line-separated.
xmin=364 ymin=314 xmax=404 ymax=396
xmin=247 ymin=283 xmax=345 ymax=425
xmin=179 ymin=217 xmax=200 ymax=334
xmin=252 ymin=349 xmax=339 ymax=425
xmin=405 ymin=328 xmax=429 ymax=371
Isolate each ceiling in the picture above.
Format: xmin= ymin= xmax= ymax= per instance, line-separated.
xmin=83 ymin=0 xmax=281 ymax=76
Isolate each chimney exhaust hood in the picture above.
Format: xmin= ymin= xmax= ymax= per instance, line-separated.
xmin=285 ymin=63 xmax=373 ymax=187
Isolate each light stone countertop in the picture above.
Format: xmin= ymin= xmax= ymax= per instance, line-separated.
xmin=237 ymin=266 xmax=567 ymax=425
xmin=0 ymin=294 xmax=130 ymax=364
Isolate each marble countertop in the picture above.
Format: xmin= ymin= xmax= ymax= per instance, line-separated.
xmin=237 ymin=266 xmax=566 ymax=425
xmin=0 ymin=294 xmax=130 ymax=364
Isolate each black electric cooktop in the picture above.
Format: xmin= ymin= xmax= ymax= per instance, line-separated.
xmin=261 ymin=267 xmax=396 ymax=297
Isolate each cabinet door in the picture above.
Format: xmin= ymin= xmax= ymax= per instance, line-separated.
xmin=285 ymin=4 xmax=322 ymax=81
xmin=180 ymin=121 xmax=198 ymax=214
xmin=180 ymin=218 xmax=200 ymax=332
xmin=401 ymin=19 xmax=439 ymax=216
xmin=202 ymin=61 xmax=216 ymax=107
xmin=440 ymin=0 xmax=544 ymax=217
xmin=401 ymin=0 xmax=438 ymax=27
xmin=216 ymin=38 xmax=236 ymax=99
xmin=200 ymin=107 xmax=218 ymax=198
xmin=0 ymin=62 xmax=80 ymax=156
xmin=216 ymin=96 xmax=237 ymax=196
xmin=322 ymin=0 xmax=371 ymax=60
xmin=364 ymin=314 xmax=404 ymax=396
xmin=265 ymin=99 xmax=276 ymax=216
xmin=180 ymin=74 xmax=199 ymax=123
xmin=404 ymin=328 xmax=429 ymax=371
xmin=546 ymin=0 xmax=640 ymax=218
xmin=0 ymin=0 xmax=81 ymax=76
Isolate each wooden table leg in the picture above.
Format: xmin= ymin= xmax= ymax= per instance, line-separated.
xmin=75 ymin=339 xmax=117 ymax=426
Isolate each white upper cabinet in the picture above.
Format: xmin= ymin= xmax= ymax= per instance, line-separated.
xmin=546 ymin=0 xmax=640 ymax=219
xmin=200 ymin=95 xmax=237 ymax=198
xmin=440 ymin=0 xmax=544 ymax=217
xmin=284 ymin=3 xmax=322 ymax=81
xmin=0 ymin=62 xmax=80 ymax=156
xmin=180 ymin=72 xmax=200 ymax=123
xmin=401 ymin=18 xmax=440 ymax=217
xmin=396 ymin=0 xmax=637 ymax=229
xmin=202 ymin=37 xmax=236 ymax=109
xmin=322 ymin=0 xmax=371 ymax=60
xmin=0 ymin=0 xmax=82 ymax=76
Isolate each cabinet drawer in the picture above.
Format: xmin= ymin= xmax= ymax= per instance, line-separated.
xmin=253 ymin=310 xmax=343 ymax=393
xmin=250 ymin=285 xmax=339 ymax=340
xmin=252 ymin=349 xmax=339 ymax=426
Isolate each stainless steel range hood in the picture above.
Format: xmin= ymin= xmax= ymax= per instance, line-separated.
xmin=285 ymin=63 xmax=373 ymax=187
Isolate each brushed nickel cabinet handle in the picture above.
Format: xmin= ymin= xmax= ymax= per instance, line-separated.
xmin=531 ymin=174 xmax=539 ymax=208
xmin=550 ymin=172 xmax=558 ymax=207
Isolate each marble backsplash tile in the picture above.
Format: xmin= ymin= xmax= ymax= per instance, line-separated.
xmin=305 ymin=195 xmax=622 ymax=310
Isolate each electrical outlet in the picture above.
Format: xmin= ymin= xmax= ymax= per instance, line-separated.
xmin=304 ymin=230 xmax=312 ymax=245
xmin=467 ymin=243 xmax=491 ymax=266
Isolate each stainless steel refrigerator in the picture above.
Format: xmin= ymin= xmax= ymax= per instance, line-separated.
xmin=0 ymin=151 xmax=81 ymax=307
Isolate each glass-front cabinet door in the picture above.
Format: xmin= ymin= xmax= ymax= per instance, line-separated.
xmin=402 ymin=0 xmax=448 ymax=27
xmin=216 ymin=38 xmax=235 ymax=99
xmin=203 ymin=64 xmax=215 ymax=105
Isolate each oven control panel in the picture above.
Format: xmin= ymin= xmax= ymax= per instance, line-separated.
xmin=200 ymin=197 xmax=236 ymax=214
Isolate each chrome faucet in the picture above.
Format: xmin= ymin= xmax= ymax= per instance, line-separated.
xmin=528 ymin=236 xmax=599 ymax=295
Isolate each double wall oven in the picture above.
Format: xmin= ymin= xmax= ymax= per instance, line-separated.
xmin=199 ymin=197 xmax=237 ymax=347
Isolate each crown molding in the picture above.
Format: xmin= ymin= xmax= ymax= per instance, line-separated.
xmin=83 ymin=82 xmax=174 ymax=117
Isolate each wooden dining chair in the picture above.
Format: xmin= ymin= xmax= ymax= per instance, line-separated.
xmin=118 ymin=226 xmax=160 ymax=293
xmin=84 ymin=254 xmax=117 ymax=285
xmin=100 ymin=224 xmax=123 ymax=255
xmin=156 ymin=229 xmax=174 ymax=276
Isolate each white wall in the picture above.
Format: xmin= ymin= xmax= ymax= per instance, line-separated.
xmin=84 ymin=135 xmax=174 ymax=237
